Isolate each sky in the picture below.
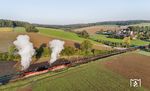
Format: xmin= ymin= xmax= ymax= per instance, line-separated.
xmin=0 ymin=0 xmax=150 ymax=25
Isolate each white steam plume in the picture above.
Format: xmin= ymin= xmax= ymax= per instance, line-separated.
xmin=49 ymin=40 xmax=65 ymax=64
xmin=13 ymin=35 xmax=35 ymax=70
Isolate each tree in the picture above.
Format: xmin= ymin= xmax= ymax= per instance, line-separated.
xmin=77 ymin=30 xmax=89 ymax=38
xmin=7 ymin=46 xmax=16 ymax=61
xmin=80 ymin=40 xmax=93 ymax=54
xmin=25 ymin=25 xmax=39 ymax=32
xmin=61 ymin=46 xmax=76 ymax=56
xmin=42 ymin=47 xmax=50 ymax=57
xmin=123 ymin=37 xmax=131 ymax=47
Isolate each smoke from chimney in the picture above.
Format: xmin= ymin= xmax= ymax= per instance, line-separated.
xmin=13 ymin=35 xmax=35 ymax=70
xmin=49 ymin=40 xmax=65 ymax=64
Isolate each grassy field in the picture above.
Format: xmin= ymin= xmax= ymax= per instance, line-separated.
xmin=91 ymin=34 xmax=150 ymax=46
xmin=13 ymin=27 xmax=25 ymax=32
xmin=13 ymin=27 xmax=150 ymax=46
xmin=90 ymin=34 xmax=122 ymax=43
xmin=37 ymin=27 xmax=101 ymax=45
xmin=103 ymin=52 xmax=150 ymax=90
xmin=0 ymin=28 xmax=13 ymax=32
xmin=38 ymin=27 xmax=84 ymax=42
xmin=131 ymin=23 xmax=150 ymax=26
xmin=0 ymin=53 xmax=147 ymax=91
xmin=137 ymin=50 xmax=150 ymax=56
xmin=0 ymin=27 xmax=112 ymax=52
xmin=13 ymin=27 xmax=99 ymax=44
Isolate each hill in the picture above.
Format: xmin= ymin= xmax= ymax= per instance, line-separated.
xmin=37 ymin=27 xmax=112 ymax=50
xmin=0 ymin=27 xmax=112 ymax=52
xmin=34 ymin=20 xmax=150 ymax=29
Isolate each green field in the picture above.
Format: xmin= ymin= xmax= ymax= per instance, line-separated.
xmin=37 ymin=27 xmax=100 ymax=44
xmin=137 ymin=50 xmax=150 ymax=56
xmin=91 ymin=34 xmax=150 ymax=46
xmin=13 ymin=27 xmax=25 ymax=32
xmin=14 ymin=27 xmax=91 ymax=42
xmin=0 ymin=54 xmax=147 ymax=91
xmin=131 ymin=23 xmax=150 ymax=26
xmin=13 ymin=27 xmax=150 ymax=46
xmin=38 ymin=27 xmax=84 ymax=41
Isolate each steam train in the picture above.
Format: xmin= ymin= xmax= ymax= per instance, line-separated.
xmin=0 ymin=46 xmax=145 ymax=85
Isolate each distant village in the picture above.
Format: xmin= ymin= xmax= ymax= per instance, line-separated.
xmin=96 ymin=26 xmax=150 ymax=41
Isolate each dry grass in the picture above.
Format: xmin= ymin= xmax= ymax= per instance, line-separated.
xmin=0 ymin=28 xmax=13 ymax=32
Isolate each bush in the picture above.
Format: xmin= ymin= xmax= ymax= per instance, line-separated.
xmin=25 ymin=25 xmax=39 ymax=32
xmin=77 ymin=30 xmax=89 ymax=38
xmin=61 ymin=46 xmax=76 ymax=56
xmin=42 ymin=47 xmax=51 ymax=57
xmin=80 ymin=40 xmax=93 ymax=55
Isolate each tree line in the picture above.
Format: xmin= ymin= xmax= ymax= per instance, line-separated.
xmin=0 ymin=19 xmax=38 ymax=32
xmin=34 ymin=20 xmax=150 ymax=30
xmin=0 ymin=40 xmax=111 ymax=61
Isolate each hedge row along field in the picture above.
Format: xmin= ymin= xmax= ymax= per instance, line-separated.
xmin=90 ymin=34 xmax=150 ymax=46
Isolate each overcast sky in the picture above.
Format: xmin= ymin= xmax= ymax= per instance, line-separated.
xmin=0 ymin=0 xmax=150 ymax=25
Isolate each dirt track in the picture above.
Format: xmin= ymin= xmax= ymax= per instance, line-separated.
xmin=103 ymin=53 xmax=150 ymax=89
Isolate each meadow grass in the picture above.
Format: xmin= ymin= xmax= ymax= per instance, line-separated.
xmin=13 ymin=27 xmax=25 ymax=32
xmin=131 ymin=23 xmax=150 ymax=26
xmin=37 ymin=27 xmax=100 ymax=44
xmin=137 ymin=50 xmax=150 ymax=56
xmin=0 ymin=54 xmax=147 ymax=91
xmin=91 ymin=34 xmax=150 ymax=46
xmin=38 ymin=27 xmax=84 ymax=41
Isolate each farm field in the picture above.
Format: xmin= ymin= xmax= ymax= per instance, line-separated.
xmin=0 ymin=52 xmax=147 ymax=91
xmin=73 ymin=25 xmax=120 ymax=34
xmin=37 ymin=27 xmax=85 ymax=42
xmin=0 ymin=28 xmax=111 ymax=52
xmin=13 ymin=27 xmax=25 ymax=32
xmin=0 ymin=27 xmax=13 ymax=32
xmin=137 ymin=50 xmax=150 ymax=56
xmin=0 ymin=27 xmax=25 ymax=32
xmin=37 ymin=27 xmax=96 ymax=43
xmin=103 ymin=52 xmax=150 ymax=90
xmin=0 ymin=32 xmax=77 ymax=52
xmin=90 ymin=34 xmax=150 ymax=46
xmin=37 ymin=27 xmax=112 ymax=50
xmin=131 ymin=23 xmax=150 ymax=26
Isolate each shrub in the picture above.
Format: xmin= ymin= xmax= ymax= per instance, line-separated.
xmin=77 ymin=30 xmax=89 ymax=38
xmin=61 ymin=46 xmax=76 ymax=56
xmin=25 ymin=25 xmax=39 ymax=32
xmin=80 ymin=40 xmax=93 ymax=55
